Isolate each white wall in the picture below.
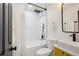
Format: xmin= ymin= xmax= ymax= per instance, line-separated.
xmin=47 ymin=3 xmax=79 ymax=42
xmin=12 ymin=3 xmax=26 ymax=56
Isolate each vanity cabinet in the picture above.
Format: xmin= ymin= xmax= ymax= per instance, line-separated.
xmin=54 ymin=47 xmax=73 ymax=56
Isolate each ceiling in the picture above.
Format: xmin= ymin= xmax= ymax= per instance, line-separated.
xmin=64 ymin=3 xmax=79 ymax=9
xmin=24 ymin=3 xmax=45 ymax=11
xmin=24 ymin=3 xmax=60 ymax=13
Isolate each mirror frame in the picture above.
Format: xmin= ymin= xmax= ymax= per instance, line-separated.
xmin=61 ymin=3 xmax=79 ymax=33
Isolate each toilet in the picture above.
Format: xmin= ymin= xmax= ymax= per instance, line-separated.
xmin=36 ymin=39 xmax=57 ymax=56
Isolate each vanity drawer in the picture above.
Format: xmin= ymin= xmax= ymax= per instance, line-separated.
xmin=54 ymin=47 xmax=64 ymax=56
xmin=63 ymin=51 xmax=73 ymax=56
xmin=54 ymin=47 xmax=73 ymax=56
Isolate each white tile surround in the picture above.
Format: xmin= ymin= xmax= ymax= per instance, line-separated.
xmin=25 ymin=10 xmax=46 ymax=41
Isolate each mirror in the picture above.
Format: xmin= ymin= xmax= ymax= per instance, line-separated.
xmin=62 ymin=3 xmax=79 ymax=33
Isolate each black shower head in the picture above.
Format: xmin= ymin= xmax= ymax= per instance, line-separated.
xmin=34 ymin=9 xmax=43 ymax=14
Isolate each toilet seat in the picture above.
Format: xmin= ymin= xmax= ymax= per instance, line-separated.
xmin=36 ymin=48 xmax=52 ymax=56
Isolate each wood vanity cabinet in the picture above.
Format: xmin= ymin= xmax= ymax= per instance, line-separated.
xmin=53 ymin=47 xmax=73 ymax=56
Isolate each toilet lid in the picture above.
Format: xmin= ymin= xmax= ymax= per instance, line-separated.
xmin=37 ymin=48 xmax=52 ymax=55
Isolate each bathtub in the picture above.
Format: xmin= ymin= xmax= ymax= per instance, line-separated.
xmin=26 ymin=40 xmax=47 ymax=56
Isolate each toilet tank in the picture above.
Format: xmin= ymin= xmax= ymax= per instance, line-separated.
xmin=46 ymin=39 xmax=57 ymax=50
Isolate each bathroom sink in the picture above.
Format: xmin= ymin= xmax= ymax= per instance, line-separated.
xmin=55 ymin=40 xmax=79 ymax=56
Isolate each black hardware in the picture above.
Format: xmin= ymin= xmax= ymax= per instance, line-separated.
xmin=34 ymin=9 xmax=43 ymax=14
xmin=74 ymin=21 xmax=77 ymax=23
xmin=9 ymin=46 xmax=17 ymax=51
xmin=64 ymin=22 xmax=66 ymax=24
xmin=69 ymin=34 xmax=73 ymax=37
xmin=62 ymin=52 xmax=64 ymax=54
xmin=70 ymin=34 xmax=76 ymax=42
xmin=61 ymin=3 xmax=79 ymax=33
xmin=73 ymin=34 xmax=76 ymax=42
xmin=0 ymin=3 xmax=5 ymax=56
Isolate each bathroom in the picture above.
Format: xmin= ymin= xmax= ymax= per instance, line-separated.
xmin=12 ymin=3 xmax=60 ymax=56
xmin=1 ymin=3 xmax=79 ymax=56
xmin=12 ymin=3 xmax=79 ymax=56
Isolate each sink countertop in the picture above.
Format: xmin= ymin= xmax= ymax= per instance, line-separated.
xmin=54 ymin=45 xmax=77 ymax=56
xmin=58 ymin=40 xmax=79 ymax=48
xmin=54 ymin=40 xmax=79 ymax=56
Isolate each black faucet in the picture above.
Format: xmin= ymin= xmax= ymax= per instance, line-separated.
xmin=70 ymin=33 xmax=76 ymax=42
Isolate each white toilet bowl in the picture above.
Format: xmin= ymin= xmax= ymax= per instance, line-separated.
xmin=36 ymin=48 xmax=52 ymax=56
xmin=36 ymin=39 xmax=57 ymax=56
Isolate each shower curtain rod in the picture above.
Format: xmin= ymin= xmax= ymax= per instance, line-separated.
xmin=28 ymin=3 xmax=47 ymax=11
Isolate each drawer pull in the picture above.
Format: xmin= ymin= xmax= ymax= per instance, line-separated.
xmin=62 ymin=52 xmax=64 ymax=54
